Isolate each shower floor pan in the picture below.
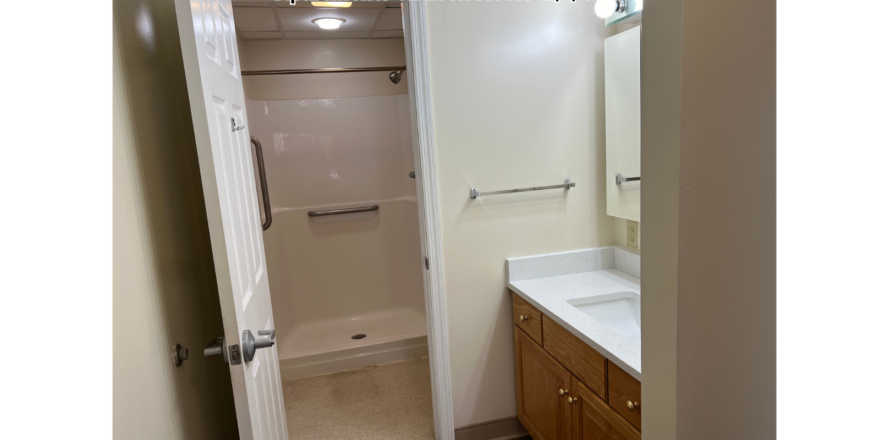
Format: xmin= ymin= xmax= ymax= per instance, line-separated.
xmin=277 ymin=308 xmax=428 ymax=381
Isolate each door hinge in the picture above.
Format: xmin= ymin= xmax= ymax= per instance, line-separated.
xmin=424 ymin=257 xmax=429 ymax=270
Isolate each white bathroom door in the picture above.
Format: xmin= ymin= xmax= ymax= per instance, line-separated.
xmin=173 ymin=1 xmax=288 ymax=439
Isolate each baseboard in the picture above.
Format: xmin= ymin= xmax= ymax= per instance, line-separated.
xmin=279 ymin=335 xmax=428 ymax=381
xmin=454 ymin=416 xmax=530 ymax=440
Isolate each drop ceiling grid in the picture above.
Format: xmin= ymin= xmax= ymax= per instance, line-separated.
xmin=365 ymin=6 xmax=386 ymax=39
xmin=232 ymin=1 xmax=403 ymax=40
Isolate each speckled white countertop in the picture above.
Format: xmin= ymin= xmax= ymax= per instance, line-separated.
xmin=506 ymin=246 xmax=642 ymax=379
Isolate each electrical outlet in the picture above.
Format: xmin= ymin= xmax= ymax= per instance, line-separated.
xmin=626 ymin=220 xmax=638 ymax=248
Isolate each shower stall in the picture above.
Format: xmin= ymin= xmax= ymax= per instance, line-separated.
xmin=240 ymin=38 xmax=427 ymax=381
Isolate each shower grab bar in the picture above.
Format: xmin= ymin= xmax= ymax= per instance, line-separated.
xmin=251 ymin=136 xmax=272 ymax=231
xmin=241 ymin=66 xmax=406 ymax=76
xmin=307 ymin=205 xmax=380 ymax=217
xmin=615 ymin=174 xmax=641 ymax=185
xmin=469 ymin=179 xmax=575 ymax=200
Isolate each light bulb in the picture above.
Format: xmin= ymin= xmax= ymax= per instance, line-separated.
xmin=595 ymin=0 xmax=624 ymax=19
xmin=311 ymin=2 xmax=353 ymax=7
xmin=312 ymin=17 xmax=345 ymax=30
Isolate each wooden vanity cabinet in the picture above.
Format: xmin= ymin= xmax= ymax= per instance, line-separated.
xmin=512 ymin=291 xmax=641 ymax=439
xmin=573 ymin=380 xmax=641 ymax=440
xmin=543 ymin=315 xmax=606 ymax=400
xmin=513 ymin=293 xmax=543 ymax=343
xmin=608 ymin=362 xmax=642 ymax=431
xmin=514 ymin=327 xmax=572 ymax=440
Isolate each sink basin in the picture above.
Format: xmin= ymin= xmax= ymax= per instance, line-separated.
xmin=567 ymin=293 xmax=640 ymax=339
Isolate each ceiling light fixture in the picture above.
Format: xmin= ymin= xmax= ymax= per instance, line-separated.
xmin=312 ymin=17 xmax=346 ymax=30
xmin=595 ymin=0 xmax=627 ymax=19
xmin=311 ymin=2 xmax=353 ymax=7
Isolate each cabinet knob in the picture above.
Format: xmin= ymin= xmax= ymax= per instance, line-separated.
xmin=626 ymin=400 xmax=640 ymax=412
xmin=519 ymin=315 xmax=528 ymax=322
xmin=558 ymin=388 xmax=569 ymax=396
xmin=568 ymin=396 xmax=578 ymax=405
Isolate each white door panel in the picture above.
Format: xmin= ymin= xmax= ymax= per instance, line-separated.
xmin=174 ymin=0 xmax=288 ymax=439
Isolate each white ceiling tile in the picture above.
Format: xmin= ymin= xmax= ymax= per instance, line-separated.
xmin=232 ymin=1 xmax=398 ymax=8
xmin=241 ymin=31 xmax=283 ymax=40
xmin=369 ymin=30 xmax=403 ymax=39
xmin=349 ymin=1 xmax=392 ymax=8
xmin=373 ymin=8 xmax=401 ymax=31
xmin=231 ymin=1 xmax=277 ymax=7
xmin=234 ymin=7 xmax=279 ymax=32
xmin=284 ymin=31 xmax=371 ymax=40
xmin=279 ymin=7 xmax=380 ymax=32
xmin=272 ymin=1 xmax=384 ymax=8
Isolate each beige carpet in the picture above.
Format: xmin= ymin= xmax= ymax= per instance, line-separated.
xmin=282 ymin=356 xmax=435 ymax=440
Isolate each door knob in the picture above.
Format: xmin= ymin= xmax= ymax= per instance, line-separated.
xmin=242 ymin=329 xmax=276 ymax=362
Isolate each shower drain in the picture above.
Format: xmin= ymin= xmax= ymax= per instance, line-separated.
xmin=351 ymin=334 xmax=367 ymax=340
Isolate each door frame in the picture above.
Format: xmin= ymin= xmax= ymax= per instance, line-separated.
xmin=401 ymin=2 xmax=455 ymax=439
xmin=209 ymin=0 xmax=455 ymax=437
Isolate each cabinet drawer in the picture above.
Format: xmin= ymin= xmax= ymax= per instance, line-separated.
xmin=512 ymin=293 xmax=543 ymax=344
xmin=543 ymin=315 xmax=607 ymax=399
xmin=608 ymin=361 xmax=642 ymax=431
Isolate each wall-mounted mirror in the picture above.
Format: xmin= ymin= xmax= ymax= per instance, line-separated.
xmin=605 ymin=25 xmax=641 ymax=222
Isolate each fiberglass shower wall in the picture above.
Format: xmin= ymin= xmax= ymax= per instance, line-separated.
xmin=239 ymin=38 xmax=426 ymax=379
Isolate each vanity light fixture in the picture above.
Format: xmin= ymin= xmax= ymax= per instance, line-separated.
xmin=311 ymin=2 xmax=353 ymax=7
xmin=312 ymin=17 xmax=345 ymax=30
xmin=595 ymin=0 xmax=627 ymax=18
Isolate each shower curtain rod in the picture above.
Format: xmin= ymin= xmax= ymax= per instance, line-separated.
xmin=241 ymin=66 xmax=406 ymax=76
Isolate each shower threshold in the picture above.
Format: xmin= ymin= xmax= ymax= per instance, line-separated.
xmin=277 ymin=308 xmax=428 ymax=381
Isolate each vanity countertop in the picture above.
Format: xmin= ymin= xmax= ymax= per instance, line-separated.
xmin=506 ymin=246 xmax=642 ymax=379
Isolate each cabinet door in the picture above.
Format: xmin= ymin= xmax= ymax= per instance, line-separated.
xmin=573 ymin=380 xmax=640 ymax=440
xmin=515 ymin=327 xmax=571 ymax=440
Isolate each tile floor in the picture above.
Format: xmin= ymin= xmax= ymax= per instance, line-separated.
xmin=282 ymin=356 xmax=435 ymax=439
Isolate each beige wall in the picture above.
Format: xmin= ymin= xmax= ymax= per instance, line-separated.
xmin=676 ymin=0 xmax=776 ymax=437
xmin=613 ymin=217 xmax=641 ymax=250
xmin=240 ymin=38 xmax=409 ymax=100
xmin=641 ymin=0 xmax=684 ymax=437
xmin=113 ymin=0 xmax=238 ymax=438
xmin=425 ymin=2 xmax=616 ymax=428
xmin=642 ymin=0 xmax=776 ymax=439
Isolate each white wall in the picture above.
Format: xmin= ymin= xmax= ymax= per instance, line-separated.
xmin=113 ymin=0 xmax=238 ymax=438
xmin=240 ymin=39 xmax=409 ymax=100
xmin=424 ymin=2 xmax=616 ymax=428
xmin=642 ymin=0 xmax=776 ymax=438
